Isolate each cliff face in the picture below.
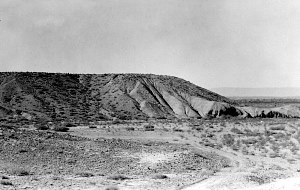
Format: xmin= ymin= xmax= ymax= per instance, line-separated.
xmin=0 ymin=72 xmax=299 ymax=121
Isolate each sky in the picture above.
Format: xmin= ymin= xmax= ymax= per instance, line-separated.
xmin=1 ymin=0 xmax=300 ymax=88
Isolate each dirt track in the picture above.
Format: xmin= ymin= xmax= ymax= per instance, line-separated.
xmin=182 ymin=142 xmax=299 ymax=190
xmin=70 ymin=122 xmax=300 ymax=190
xmin=0 ymin=125 xmax=228 ymax=190
xmin=2 ymin=119 xmax=300 ymax=190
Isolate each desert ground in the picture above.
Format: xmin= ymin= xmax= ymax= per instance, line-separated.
xmin=1 ymin=117 xmax=300 ymax=190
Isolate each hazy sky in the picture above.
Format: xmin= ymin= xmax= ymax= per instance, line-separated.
xmin=1 ymin=0 xmax=300 ymax=88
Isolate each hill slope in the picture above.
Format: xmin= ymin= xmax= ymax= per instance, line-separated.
xmin=0 ymin=72 xmax=299 ymax=122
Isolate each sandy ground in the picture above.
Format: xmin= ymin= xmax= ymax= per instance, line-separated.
xmin=69 ymin=120 xmax=300 ymax=190
xmin=2 ymin=119 xmax=300 ymax=190
xmin=179 ymin=119 xmax=300 ymax=190
xmin=182 ymin=144 xmax=298 ymax=190
xmin=0 ymin=124 xmax=225 ymax=190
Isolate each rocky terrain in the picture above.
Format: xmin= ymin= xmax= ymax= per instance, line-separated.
xmin=1 ymin=118 xmax=300 ymax=189
xmin=0 ymin=124 xmax=229 ymax=190
xmin=0 ymin=72 xmax=299 ymax=123
xmin=1 ymin=72 xmax=300 ymax=190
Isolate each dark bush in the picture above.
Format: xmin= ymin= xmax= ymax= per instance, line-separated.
xmin=0 ymin=180 xmax=13 ymax=186
xmin=75 ymin=172 xmax=94 ymax=177
xmin=152 ymin=174 xmax=168 ymax=179
xmin=112 ymin=120 xmax=122 ymax=124
xmin=144 ymin=125 xmax=154 ymax=131
xmin=1 ymin=175 xmax=9 ymax=180
xmin=65 ymin=123 xmax=76 ymax=127
xmin=241 ymin=138 xmax=258 ymax=145
xmin=105 ymin=186 xmax=119 ymax=190
xmin=230 ymin=127 xmax=243 ymax=134
xmin=222 ymin=134 xmax=235 ymax=146
xmin=270 ymin=125 xmax=285 ymax=130
xmin=35 ymin=124 xmax=49 ymax=130
xmin=125 ymin=127 xmax=135 ymax=131
xmin=107 ymin=174 xmax=130 ymax=181
xmin=53 ymin=125 xmax=69 ymax=132
xmin=173 ymin=128 xmax=183 ymax=132
xmin=11 ymin=169 xmax=30 ymax=176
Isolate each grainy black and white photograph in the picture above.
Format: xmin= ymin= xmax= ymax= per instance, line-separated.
xmin=1 ymin=0 xmax=300 ymax=190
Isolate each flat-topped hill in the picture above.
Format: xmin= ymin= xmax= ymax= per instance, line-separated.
xmin=0 ymin=72 xmax=299 ymax=122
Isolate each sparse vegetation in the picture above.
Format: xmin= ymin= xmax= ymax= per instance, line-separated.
xmin=65 ymin=123 xmax=77 ymax=127
xmin=270 ymin=125 xmax=285 ymax=131
xmin=53 ymin=125 xmax=69 ymax=132
xmin=35 ymin=124 xmax=49 ymax=130
xmin=0 ymin=72 xmax=300 ymax=189
xmin=152 ymin=174 xmax=168 ymax=179
xmin=173 ymin=128 xmax=184 ymax=132
xmin=76 ymin=172 xmax=94 ymax=177
xmin=125 ymin=127 xmax=135 ymax=131
xmin=144 ymin=125 xmax=155 ymax=131
xmin=105 ymin=186 xmax=119 ymax=190
xmin=222 ymin=134 xmax=235 ymax=146
xmin=1 ymin=175 xmax=9 ymax=180
xmin=107 ymin=174 xmax=130 ymax=181
xmin=11 ymin=168 xmax=30 ymax=176
xmin=230 ymin=127 xmax=244 ymax=134
xmin=0 ymin=180 xmax=13 ymax=186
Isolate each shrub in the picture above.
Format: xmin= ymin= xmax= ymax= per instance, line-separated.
xmin=19 ymin=149 xmax=28 ymax=153
xmin=270 ymin=125 xmax=285 ymax=131
xmin=230 ymin=127 xmax=243 ymax=134
xmin=242 ymin=147 xmax=248 ymax=155
xmin=246 ymin=175 xmax=267 ymax=185
xmin=173 ymin=128 xmax=183 ymax=132
xmin=269 ymin=152 xmax=279 ymax=158
xmin=162 ymin=128 xmax=169 ymax=132
xmin=204 ymin=142 xmax=216 ymax=148
xmin=76 ymin=172 xmax=94 ymax=177
xmin=35 ymin=124 xmax=49 ymax=130
xmin=107 ymin=174 xmax=130 ymax=181
xmin=222 ymin=134 xmax=235 ymax=146
xmin=112 ymin=120 xmax=122 ymax=124
xmin=152 ymin=174 xmax=168 ymax=179
xmin=11 ymin=168 xmax=30 ymax=176
xmin=53 ymin=125 xmax=69 ymax=132
xmin=1 ymin=175 xmax=9 ymax=180
xmin=52 ymin=176 xmax=63 ymax=180
xmin=125 ymin=127 xmax=135 ymax=131
xmin=0 ymin=180 xmax=13 ymax=186
xmin=287 ymin=158 xmax=297 ymax=164
xmin=242 ymin=138 xmax=258 ymax=145
xmin=65 ymin=123 xmax=76 ymax=127
xmin=143 ymin=142 xmax=152 ymax=146
xmin=232 ymin=145 xmax=240 ymax=151
xmin=105 ymin=186 xmax=119 ymax=190
xmin=244 ymin=129 xmax=259 ymax=136
xmin=144 ymin=125 xmax=154 ymax=131
xmin=186 ymin=166 xmax=196 ymax=170
xmin=273 ymin=132 xmax=285 ymax=139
